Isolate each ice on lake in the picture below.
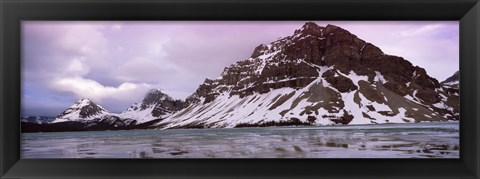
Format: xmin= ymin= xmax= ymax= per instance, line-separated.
xmin=21 ymin=122 xmax=459 ymax=158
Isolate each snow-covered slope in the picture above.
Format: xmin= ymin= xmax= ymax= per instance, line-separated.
xmin=46 ymin=90 xmax=183 ymax=125
xmin=154 ymin=22 xmax=460 ymax=129
xmin=52 ymin=99 xmax=112 ymax=123
xmin=119 ymin=89 xmax=185 ymax=124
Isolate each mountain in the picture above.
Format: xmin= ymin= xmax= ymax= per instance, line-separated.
xmin=23 ymin=99 xmax=132 ymax=132
xmin=119 ymin=89 xmax=185 ymax=124
xmin=22 ymin=96 xmax=173 ymax=133
xmin=439 ymin=71 xmax=459 ymax=116
xmin=22 ymin=90 xmax=185 ymax=132
xmin=156 ymin=22 xmax=460 ymax=129
xmin=52 ymin=99 xmax=111 ymax=123
xmin=441 ymin=71 xmax=459 ymax=85
xmin=23 ymin=22 xmax=460 ymax=132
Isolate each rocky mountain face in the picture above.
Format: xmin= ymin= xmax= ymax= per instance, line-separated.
xmin=157 ymin=22 xmax=459 ymax=129
xmin=119 ymin=89 xmax=185 ymax=124
xmin=52 ymin=99 xmax=112 ymax=123
xmin=442 ymin=71 xmax=459 ymax=85
xmin=439 ymin=71 xmax=459 ymax=116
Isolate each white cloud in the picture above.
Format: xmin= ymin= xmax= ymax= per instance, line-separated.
xmin=50 ymin=76 xmax=153 ymax=103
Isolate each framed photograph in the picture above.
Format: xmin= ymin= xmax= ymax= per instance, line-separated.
xmin=1 ymin=0 xmax=479 ymax=178
xmin=20 ymin=20 xmax=462 ymax=159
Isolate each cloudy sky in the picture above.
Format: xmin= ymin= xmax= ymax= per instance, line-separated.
xmin=22 ymin=21 xmax=459 ymax=116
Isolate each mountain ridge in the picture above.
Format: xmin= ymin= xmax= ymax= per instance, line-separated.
xmin=155 ymin=22 xmax=459 ymax=129
xmin=23 ymin=22 xmax=460 ymax=132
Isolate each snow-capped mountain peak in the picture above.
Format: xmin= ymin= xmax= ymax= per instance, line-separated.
xmin=141 ymin=89 xmax=171 ymax=107
xmin=70 ymin=98 xmax=102 ymax=109
xmin=53 ymin=98 xmax=111 ymax=123
xmin=119 ymin=90 xmax=185 ymax=124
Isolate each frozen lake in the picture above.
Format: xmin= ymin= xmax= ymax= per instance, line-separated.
xmin=21 ymin=122 xmax=459 ymax=158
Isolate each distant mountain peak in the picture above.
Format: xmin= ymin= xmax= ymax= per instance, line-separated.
xmin=147 ymin=88 xmax=163 ymax=94
xmin=142 ymin=89 xmax=171 ymax=106
xmin=54 ymin=98 xmax=110 ymax=123
xmin=441 ymin=71 xmax=459 ymax=85
xmin=119 ymin=89 xmax=185 ymax=124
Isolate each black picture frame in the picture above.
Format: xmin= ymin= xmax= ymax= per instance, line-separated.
xmin=1 ymin=0 xmax=479 ymax=178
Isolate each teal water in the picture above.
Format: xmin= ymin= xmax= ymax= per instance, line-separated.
xmin=21 ymin=122 xmax=459 ymax=158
